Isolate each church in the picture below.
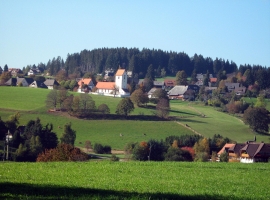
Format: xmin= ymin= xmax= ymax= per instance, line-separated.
xmin=95 ymin=69 xmax=130 ymax=97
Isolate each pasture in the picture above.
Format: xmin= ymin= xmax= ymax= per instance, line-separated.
xmin=0 ymin=162 xmax=269 ymax=199
xmin=0 ymin=87 xmax=269 ymax=150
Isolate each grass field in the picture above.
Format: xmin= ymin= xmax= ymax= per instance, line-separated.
xmin=0 ymin=86 xmax=269 ymax=150
xmin=0 ymin=162 xmax=269 ymax=199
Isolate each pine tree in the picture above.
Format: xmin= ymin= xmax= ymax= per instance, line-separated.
xmin=60 ymin=123 xmax=76 ymax=146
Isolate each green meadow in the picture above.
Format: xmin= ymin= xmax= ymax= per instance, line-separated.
xmin=0 ymin=162 xmax=269 ymax=199
xmin=0 ymin=86 xmax=269 ymax=150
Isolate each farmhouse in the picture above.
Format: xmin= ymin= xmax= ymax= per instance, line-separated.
xmin=95 ymin=69 xmax=130 ymax=97
xmin=218 ymin=142 xmax=270 ymax=163
xmin=44 ymin=79 xmax=59 ymax=89
xmin=168 ymin=85 xmax=199 ymax=100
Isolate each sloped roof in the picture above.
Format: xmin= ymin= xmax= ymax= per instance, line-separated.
xmin=44 ymin=79 xmax=59 ymax=86
xmin=217 ymin=143 xmax=235 ymax=155
xmin=115 ymin=69 xmax=125 ymax=76
xmin=77 ymin=78 xmax=92 ymax=88
xmin=96 ymin=82 xmax=115 ymax=89
xmin=228 ymin=143 xmax=246 ymax=154
xmin=30 ymin=81 xmax=48 ymax=88
xmin=168 ymin=85 xmax=188 ymax=96
xmin=24 ymin=78 xmax=34 ymax=84
xmin=5 ymin=78 xmax=17 ymax=86
xmin=148 ymin=88 xmax=158 ymax=95
xmin=240 ymin=143 xmax=265 ymax=158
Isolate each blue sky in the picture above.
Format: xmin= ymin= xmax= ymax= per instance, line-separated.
xmin=1 ymin=0 xmax=270 ymax=69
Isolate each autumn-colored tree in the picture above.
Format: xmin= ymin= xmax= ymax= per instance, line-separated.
xmin=130 ymin=88 xmax=149 ymax=107
xmin=181 ymin=147 xmax=195 ymax=160
xmin=132 ymin=141 xmax=149 ymax=161
xmin=0 ymin=71 xmax=11 ymax=85
xmin=172 ymin=140 xmax=179 ymax=148
xmin=37 ymin=143 xmax=88 ymax=162
xmin=193 ymin=138 xmax=210 ymax=156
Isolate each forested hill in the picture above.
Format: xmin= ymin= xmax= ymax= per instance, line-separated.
xmin=23 ymin=48 xmax=268 ymax=78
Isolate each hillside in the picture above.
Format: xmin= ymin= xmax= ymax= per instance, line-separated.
xmin=0 ymin=87 xmax=269 ymax=150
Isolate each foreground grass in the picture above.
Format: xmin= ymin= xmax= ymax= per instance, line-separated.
xmin=0 ymin=162 xmax=269 ymax=199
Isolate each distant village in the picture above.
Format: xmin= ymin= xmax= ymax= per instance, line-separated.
xmin=1 ymin=65 xmax=268 ymax=102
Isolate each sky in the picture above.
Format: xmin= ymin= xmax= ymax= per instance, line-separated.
xmin=1 ymin=0 xmax=270 ymax=69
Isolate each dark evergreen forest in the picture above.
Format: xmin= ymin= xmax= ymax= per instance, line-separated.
xmin=23 ymin=48 xmax=269 ymax=81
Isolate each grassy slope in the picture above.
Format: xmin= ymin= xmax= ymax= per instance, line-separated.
xmin=0 ymin=87 xmax=269 ymax=149
xmin=0 ymin=162 xmax=269 ymax=199
xmin=0 ymin=87 xmax=194 ymax=149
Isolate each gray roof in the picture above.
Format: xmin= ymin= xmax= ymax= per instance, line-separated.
xmin=168 ymin=85 xmax=188 ymax=96
xmin=5 ymin=78 xmax=17 ymax=86
xmin=44 ymin=79 xmax=59 ymax=86
xmin=148 ymin=88 xmax=158 ymax=95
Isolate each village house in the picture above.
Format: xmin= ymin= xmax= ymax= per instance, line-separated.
xmin=77 ymin=78 xmax=95 ymax=93
xmin=8 ymin=68 xmax=23 ymax=76
xmin=29 ymin=81 xmax=48 ymax=89
xmin=95 ymin=69 xmax=130 ymax=97
xmin=27 ymin=68 xmax=40 ymax=76
xmin=153 ymin=81 xmax=165 ymax=89
xmin=218 ymin=141 xmax=270 ymax=163
xmin=164 ymin=79 xmax=176 ymax=91
xmin=167 ymin=85 xmax=199 ymax=100
xmin=44 ymin=79 xmax=59 ymax=89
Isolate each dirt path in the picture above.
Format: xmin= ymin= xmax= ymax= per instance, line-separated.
xmin=175 ymin=121 xmax=202 ymax=136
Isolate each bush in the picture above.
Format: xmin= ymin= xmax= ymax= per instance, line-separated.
xmin=164 ymin=147 xmax=192 ymax=161
xmin=36 ymin=144 xmax=88 ymax=162
xmin=220 ymin=152 xmax=229 ymax=162
xmin=93 ymin=143 xmax=111 ymax=154
xmin=93 ymin=143 xmax=104 ymax=154
xmin=194 ymin=152 xmax=209 ymax=162
xmin=103 ymin=145 xmax=111 ymax=154
xmin=110 ymin=154 xmax=119 ymax=161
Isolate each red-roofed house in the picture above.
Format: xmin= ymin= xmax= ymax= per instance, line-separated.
xmin=77 ymin=78 xmax=95 ymax=93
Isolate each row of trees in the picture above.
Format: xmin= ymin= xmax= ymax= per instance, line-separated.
xmin=45 ymin=88 xmax=171 ymax=119
xmin=124 ymin=134 xmax=231 ymax=162
xmin=19 ymin=47 xmax=269 ymax=80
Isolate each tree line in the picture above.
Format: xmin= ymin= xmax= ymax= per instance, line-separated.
xmin=18 ymin=47 xmax=269 ymax=79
